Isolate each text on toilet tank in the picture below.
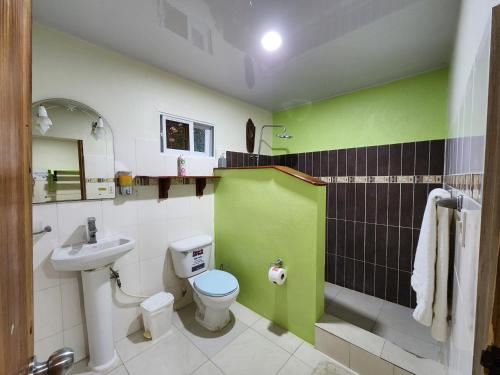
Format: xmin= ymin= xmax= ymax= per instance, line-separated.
xmin=191 ymin=248 xmax=205 ymax=272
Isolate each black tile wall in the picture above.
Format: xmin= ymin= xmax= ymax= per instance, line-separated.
xmin=328 ymin=151 xmax=337 ymax=176
xmin=415 ymin=141 xmax=430 ymax=175
xmin=377 ymin=146 xmax=389 ymax=176
xmin=375 ymin=265 xmax=386 ymax=299
xmin=386 ymin=268 xmax=399 ymax=303
xmin=225 ymin=140 xmax=444 ymax=308
xmin=320 ymin=151 xmax=329 ymax=177
xmin=402 ymin=142 xmax=415 ymax=176
xmin=376 ymin=184 xmax=388 ymax=224
xmin=364 ymin=263 xmax=375 ymax=296
xmin=387 ymin=184 xmax=400 ymax=226
xmin=389 ymin=144 xmax=402 ymax=175
xmin=346 ymin=148 xmax=357 ymax=176
xmin=346 ymin=184 xmax=355 ymax=221
xmin=338 ymin=149 xmax=347 ymax=176
xmin=430 ymin=140 xmax=445 ymax=175
xmin=367 ymin=146 xmax=378 ymax=176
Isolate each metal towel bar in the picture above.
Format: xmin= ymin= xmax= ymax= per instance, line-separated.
xmin=436 ymin=195 xmax=463 ymax=212
xmin=33 ymin=225 xmax=52 ymax=235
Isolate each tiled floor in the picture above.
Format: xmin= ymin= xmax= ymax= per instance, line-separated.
xmin=324 ymin=283 xmax=445 ymax=363
xmin=69 ymin=301 xmax=355 ymax=375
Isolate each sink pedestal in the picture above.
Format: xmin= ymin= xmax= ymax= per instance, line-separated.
xmin=81 ymin=266 xmax=118 ymax=371
xmin=50 ymin=235 xmax=135 ymax=371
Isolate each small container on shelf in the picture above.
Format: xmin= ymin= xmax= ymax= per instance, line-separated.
xmin=177 ymin=155 xmax=187 ymax=176
xmin=116 ymin=171 xmax=133 ymax=195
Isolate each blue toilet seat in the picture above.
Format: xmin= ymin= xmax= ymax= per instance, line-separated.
xmin=194 ymin=270 xmax=238 ymax=297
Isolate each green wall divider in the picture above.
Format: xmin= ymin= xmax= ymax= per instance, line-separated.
xmin=214 ymin=168 xmax=326 ymax=343
xmin=272 ymin=68 xmax=449 ymax=154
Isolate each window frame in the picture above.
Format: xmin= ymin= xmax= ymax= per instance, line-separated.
xmin=160 ymin=113 xmax=215 ymax=157
xmin=193 ymin=121 xmax=214 ymax=157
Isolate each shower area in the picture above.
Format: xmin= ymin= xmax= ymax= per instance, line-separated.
xmin=321 ymin=141 xmax=446 ymax=366
xmin=226 ymin=139 xmax=447 ymax=368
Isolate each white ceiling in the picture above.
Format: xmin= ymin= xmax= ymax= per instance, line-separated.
xmin=33 ymin=0 xmax=461 ymax=111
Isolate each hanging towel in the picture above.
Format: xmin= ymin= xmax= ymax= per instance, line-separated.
xmin=411 ymin=188 xmax=451 ymax=342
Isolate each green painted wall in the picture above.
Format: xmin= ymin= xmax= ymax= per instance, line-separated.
xmin=272 ymin=68 xmax=449 ymax=154
xmin=214 ymin=168 xmax=326 ymax=343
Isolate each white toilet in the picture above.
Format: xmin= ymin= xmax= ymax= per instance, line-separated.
xmin=169 ymin=235 xmax=239 ymax=331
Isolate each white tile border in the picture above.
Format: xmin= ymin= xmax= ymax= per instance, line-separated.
xmin=316 ymin=315 xmax=385 ymax=356
xmin=315 ymin=314 xmax=447 ymax=375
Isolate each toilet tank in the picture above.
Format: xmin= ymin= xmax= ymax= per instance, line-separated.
xmin=169 ymin=235 xmax=212 ymax=278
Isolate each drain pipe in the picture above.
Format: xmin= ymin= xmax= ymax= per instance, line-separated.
xmin=110 ymin=266 xmax=151 ymax=300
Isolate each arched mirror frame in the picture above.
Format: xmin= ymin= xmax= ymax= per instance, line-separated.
xmin=31 ymin=98 xmax=116 ymax=203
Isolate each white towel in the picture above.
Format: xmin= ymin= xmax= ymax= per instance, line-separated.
xmin=411 ymin=188 xmax=451 ymax=342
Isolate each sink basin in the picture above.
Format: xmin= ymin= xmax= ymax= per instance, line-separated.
xmin=51 ymin=235 xmax=135 ymax=271
xmin=50 ymin=235 xmax=136 ymax=371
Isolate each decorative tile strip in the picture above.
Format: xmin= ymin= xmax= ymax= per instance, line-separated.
xmin=397 ymin=176 xmax=414 ymax=183
xmin=444 ymin=173 xmax=483 ymax=203
xmin=327 ymin=175 xmax=443 ymax=184
xmin=336 ymin=176 xmax=349 ymax=183
xmin=422 ymin=175 xmax=442 ymax=183
xmin=374 ymin=176 xmax=390 ymax=183
xmin=85 ymin=178 xmax=116 ymax=183
xmin=135 ymin=176 xmax=152 ymax=186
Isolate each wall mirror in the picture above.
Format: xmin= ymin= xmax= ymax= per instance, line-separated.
xmin=31 ymin=98 xmax=115 ymax=203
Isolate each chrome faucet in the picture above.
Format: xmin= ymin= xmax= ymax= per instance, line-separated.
xmin=87 ymin=217 xmax=97 ymax=244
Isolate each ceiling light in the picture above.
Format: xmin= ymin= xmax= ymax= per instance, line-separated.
xmin=91 ymin=117 xmax=105 ymax=140
xmin=261 ymin=31 xmax=282 ymax=52
xmin=36 ymin=105 xmax=52 ymax=135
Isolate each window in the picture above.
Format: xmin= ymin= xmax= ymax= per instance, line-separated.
xmin=160 ymin=113 xmax=214 ymax=156
xmin=165 ymin=119 xmax=190 ymax=151
xmin=193 ymin=122 xmax=213 ymax=155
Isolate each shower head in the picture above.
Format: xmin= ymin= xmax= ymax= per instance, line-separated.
xmin=275 ymin=127 xmax=293 ymax=139
xmin=256 ymin=125 xmax=294 ymax=166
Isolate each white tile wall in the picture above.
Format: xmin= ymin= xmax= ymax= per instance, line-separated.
xmin=33 ymin=180 xmax=215 ymax=360
xmin=445 ymin=16 xmax=490 ymax=375
xmin=446 ymin=206 xmax=482 ymax=375
xmin=34 ymin=286 xmax=63 ymax=341
xmin=32 ymin=20 xmax=271 ymax=363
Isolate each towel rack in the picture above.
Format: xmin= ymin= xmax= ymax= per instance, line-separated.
xmin=33 ymin=225 xmax=52 ymax=235
xmin=436 ymin=195 xmax=463 ymax=212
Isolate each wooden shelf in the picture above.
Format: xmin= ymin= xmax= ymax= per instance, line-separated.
xmin=214 ymin=166 xmax=326 ymax=186
xmin=134 ymin=176 xmax=220 ymax=199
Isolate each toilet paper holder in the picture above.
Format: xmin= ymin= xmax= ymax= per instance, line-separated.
xmin=270 ymin=258 xmax=284 ymax=268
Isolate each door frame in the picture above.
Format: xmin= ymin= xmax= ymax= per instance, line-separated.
xmin=0 ymin=0 xmax=33 ymax=374
xmin=473 ymin=4 xmax=500 ymax=374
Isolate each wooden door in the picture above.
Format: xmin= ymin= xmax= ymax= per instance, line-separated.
xmin=473 ymin=5 xmax=500 ymax=374
xmin=0 ymin=1 xmax=34 ymax=374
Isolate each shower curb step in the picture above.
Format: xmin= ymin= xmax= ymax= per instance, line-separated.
xmin=314 ymin=314 xmax=446 ymax=375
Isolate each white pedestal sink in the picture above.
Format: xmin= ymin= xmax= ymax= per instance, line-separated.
xmin=51 ymin=236 xmax=135 ymax=371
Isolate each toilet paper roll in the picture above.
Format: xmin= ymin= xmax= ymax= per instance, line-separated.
xmin=268 ymin=267 xmax=287 ymax=285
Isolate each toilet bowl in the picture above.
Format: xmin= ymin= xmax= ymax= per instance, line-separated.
xmin=169 ymin=235 xmax=239 ymax=331
xmin=189 ymin=269 xmax=239 ymax=331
